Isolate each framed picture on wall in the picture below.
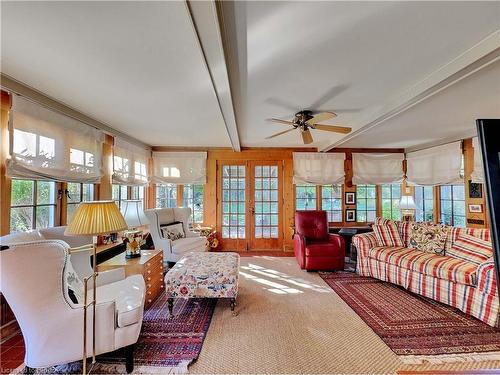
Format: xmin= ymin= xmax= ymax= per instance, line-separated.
xmin=469 ymin=180 xmax=483 ymax=199
xmin=346 ymin=209 xmax=356 ymax=222
xmin=469 ymin=204 xmax=483 ymax=213
xmin=345 ymin=192 xmax=356 ymax=205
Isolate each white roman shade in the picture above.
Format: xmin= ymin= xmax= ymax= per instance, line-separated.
xmin=293 ymin=152 xmax=345 ymax=185
xmin=7 ymin=95 xmax=104 ymax=183
xmin=113 ymin=138 xmax=151 ymax=186
xmin=352 ymin=153 xmax=404 ymax=185
xmin=471 ymin=137 xmax=484 ymax=183
xmin=152 ymin=152 xmax=207 ymax=184
xmin=406 ymin=141 xmax=462 ymax=186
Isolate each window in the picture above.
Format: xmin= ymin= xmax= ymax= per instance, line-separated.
xmin=440 ymin=185 xmax=465 ymax=227
xmin=70 ymin=148 xmax=95 ymax=175
xmin=321 ymin=185 xmax=342 ymax=222
xmin=10 ymin=179 xmax=57 ymax=232
xmin=131 ymin=186 xmax=145 ymax=203
xmin=221 ymin=165 xmax=245 ymax=239
xmin=295 ymin=185 xmax=316 ymax=210
xmin=415 ymin=186 xmax=434 ymax=222
xmin=183 ymin=184 xmax=204 ymax=224
xmin=381 ymin=184 xmax=401 ymax=221
xmin=112 ymin=184 xmax=129 ymax=209
xmin=67 ymin=183 xmax=94 ymax=223
xmin=356 ymin=184 xmax=376 ymax=222
xmin=156 ymin=184 xmax=177 ymax=208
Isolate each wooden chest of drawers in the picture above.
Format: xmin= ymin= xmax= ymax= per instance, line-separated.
xmin=97 ymin=249 xmax=164 ymax=309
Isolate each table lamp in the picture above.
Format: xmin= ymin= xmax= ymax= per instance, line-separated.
xmin=65 ymin=200 xmax=128 ymax=374
xmin=120 ymin=200 xmax=149 ymax=258
xmin=399 ymin=195 xmax=417 ymax=222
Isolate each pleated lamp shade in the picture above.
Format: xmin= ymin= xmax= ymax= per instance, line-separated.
xmin=65 ymin=200 xmax=128 ymax=236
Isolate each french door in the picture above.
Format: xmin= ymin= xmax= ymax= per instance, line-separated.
xmin=217 ymin=161 xmax=283 ymax=251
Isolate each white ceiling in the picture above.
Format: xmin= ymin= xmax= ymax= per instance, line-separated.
xmin=1 ymin=1 xmax=231 ymax=147
xmin=1 ymin=1 xmax=499 ymax=150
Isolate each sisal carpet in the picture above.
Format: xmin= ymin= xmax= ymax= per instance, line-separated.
xmin=189 ymin=256 xmax=500 ymax=374
xmin=320 ymin=271 xmax=500 ymax=359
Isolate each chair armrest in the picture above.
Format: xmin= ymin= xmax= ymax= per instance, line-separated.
xmin=352 ymin=232 xmax=378 ymax=261
xmin=96 ymin=268 xmax=126 ymax=286
xmin=294 ymin=233 xmax=306 ymax=267
xmin=328 ymin=233 xmax=345 ymax=250
xmin=477 ymin=258 xmax=498 ymax=296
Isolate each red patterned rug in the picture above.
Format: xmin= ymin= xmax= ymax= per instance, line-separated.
xmin=20 ymin=294 xmax=216 ymax=374
xmin=320 ymin=272 xmax=500 ymax=362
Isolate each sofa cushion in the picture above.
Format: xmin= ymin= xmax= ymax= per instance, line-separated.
xmin=373 ymin=222 xmax=403 ymax=247
xmin=0 ymin=230 xmax=44 ymax=245
xmin=97 ymin=274 xmax=144 ymax=328
xmin=368 ymin=246 xmax=478 ymax=285
xmin=408 ymin=222 xmax=449 ymax=255
xmin=448 ymin=233 xmax=492 ymax=265
xmin=444 ymin=227 xmax=491 ymax=254
xmin=305 ymin=243 xmax=342 ymax=257
xmin=171 ymin=236 xmax=207 ymax=255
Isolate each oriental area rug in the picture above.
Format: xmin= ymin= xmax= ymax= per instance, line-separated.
xmin=19 ymin=295 xmax=216 ymax=374
xmin=320 ymin=271 xmax=500 ymax=364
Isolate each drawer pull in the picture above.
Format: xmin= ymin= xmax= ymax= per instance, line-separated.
xmin=147 ymin=284 xmax=151 ymax=288
xmin=147 ymin=277 xmax=151 ymax=281
xmin=147 ymin=270 xmax=151 ymax=274
xmin=147 ymin=262 xmax=151 ymax=267
xmin=160 ymin=284 xmax=164 ymax=289
xmin=148 ymin=291 xmax=152 ymax=295
xmin=148 ymin=299 xmax=152 ymax=304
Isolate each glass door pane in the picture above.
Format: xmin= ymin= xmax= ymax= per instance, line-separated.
xmin=254 ymin=165 xmax=279 ymax=239
xmin=221 ymin=165 xmax=246 ymax=239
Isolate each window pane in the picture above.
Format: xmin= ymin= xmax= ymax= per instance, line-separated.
xmin=222 ymin=166 xmax=245 ymax=238
xmin=11 ymin=179 xmax=34 ymax=206
xmin=10 ymin=206 xmax=33 ymax=232
xmin=67 ymin=182 xmax=81 ymax=203
xmin=67 ymin=203 xmax=78 ymax=224
xmin=35 ymin=205 xmax=55 ymax=229
xmin=83 ymin=184 xmax=94 ymax=201
xmin=36 ymin=181 xmax=56 ymax=205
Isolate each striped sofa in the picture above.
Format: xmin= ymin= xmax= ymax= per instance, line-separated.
xmin=353 ymin=220 xmax=499 ymax=326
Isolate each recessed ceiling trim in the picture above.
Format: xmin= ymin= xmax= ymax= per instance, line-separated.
xmin=321 ymin=29 xmax=500 ymax=152
xmin=0 ymin=73 xmax=151 ymax=149
xmin=186 ymin=0 xmax=241 ymax=152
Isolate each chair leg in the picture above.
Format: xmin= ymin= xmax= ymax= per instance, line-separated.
xmin=124 ymin=344 xmax=134 ymax=374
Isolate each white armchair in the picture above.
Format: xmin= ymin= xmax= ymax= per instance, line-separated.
xmin=145 ymin=207 xmax=208 ymax=263
xmin=0 ymin=240 xmax=145 ymax=373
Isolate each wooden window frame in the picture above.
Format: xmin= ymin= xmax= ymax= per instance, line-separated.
xmin=356 ymin=184 xmax=377 ymax=223
xmin=381 ymin=184 xmax=402 ymax=221
xmin=439 ymin=184 xmax=466 ymax=227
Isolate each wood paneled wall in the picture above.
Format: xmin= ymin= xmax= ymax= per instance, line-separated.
xmin=1 ymin=92 xmax=12 ymax=236
xmin=463 ymin=138 xmax=488 ymax=228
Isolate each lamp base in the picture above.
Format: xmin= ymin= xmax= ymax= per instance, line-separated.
xmin=125 ymin=251 xmax=141 ymax=259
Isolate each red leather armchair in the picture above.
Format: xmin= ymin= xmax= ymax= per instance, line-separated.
xmin=294 ymin=210 xmax=345 ymax=271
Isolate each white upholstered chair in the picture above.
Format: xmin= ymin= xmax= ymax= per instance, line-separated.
xmin=0 ymin=239 xmax=145 ymax=373
xmin=144 ymin=207 xmax=208 ymax=263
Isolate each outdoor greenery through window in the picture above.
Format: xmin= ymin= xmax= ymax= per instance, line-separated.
xmin=67 ymin=183 xmax=94 ymax=223
xmin=321 ymin=185 xmax=342 ymax=222
xmin=183 ymin=184 xmax=204 ymax=224
xmin=415 ymin=186 xmax=434 ymax=222
xmin=10 ymin=179 xmax=57 ymax=232
xmin=381 ymin=184 xmax=401 ymax=221
xmin=131 ymin=186 xmax=145 ymax=206
xmin=440 ymin=185 xmax=465 ymax=227
xmin=156 ymin=184 xmax=177 ymax=208
xmin=295 ymin=185 xmax=316 ymax=210
xmin=356 ymin=184 xmax=376 ymax=222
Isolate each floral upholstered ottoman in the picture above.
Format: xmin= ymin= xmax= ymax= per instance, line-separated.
xmin=164 ymin=252 xmax=240 ymax=315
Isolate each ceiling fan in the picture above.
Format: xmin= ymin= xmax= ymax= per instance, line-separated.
xmin=266 ymin=110 xmax=352 ymax=145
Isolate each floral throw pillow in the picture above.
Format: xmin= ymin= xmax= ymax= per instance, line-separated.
xmin=408 ymin=222 xmax=449 ymax=255
xmin=161 ymin=222 xmax=185 ymax=241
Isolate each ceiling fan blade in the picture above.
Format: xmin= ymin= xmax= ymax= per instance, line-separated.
xmin=306 ymin=112 xmax=337 ymax=125
xmin=313 ymin=124 xmax=352 ymax=134
xmin=267 ymin=118 xmax=295 ymax=126
xmin=301 ymin=129 xmax=313 ymax=144
xmin=265 ymin=128 xmax=295 ymax=139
